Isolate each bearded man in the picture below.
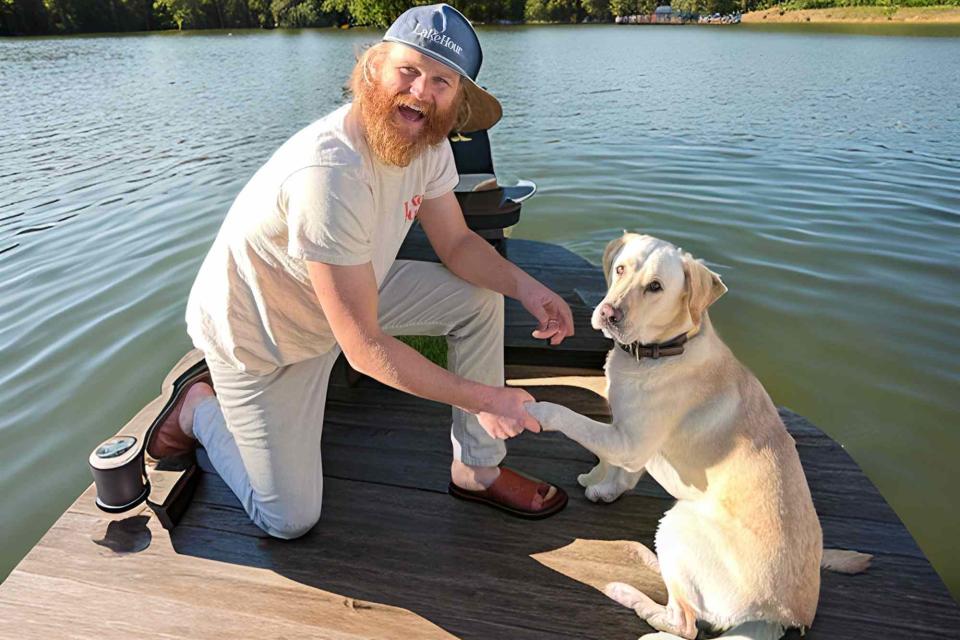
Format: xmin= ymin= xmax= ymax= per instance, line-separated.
xmin=151 ymin=4 xmax=573 ymax=539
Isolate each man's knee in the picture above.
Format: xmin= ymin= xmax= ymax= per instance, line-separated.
xmin=253 ymin=498 xmax=322 ymax=540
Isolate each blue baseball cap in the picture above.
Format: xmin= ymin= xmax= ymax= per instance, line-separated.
xmin=384 ymin=3 xmax=502 ymax=131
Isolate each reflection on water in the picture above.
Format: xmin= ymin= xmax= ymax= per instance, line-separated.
xmin=1 ymin=26 xmax=959 ymax=597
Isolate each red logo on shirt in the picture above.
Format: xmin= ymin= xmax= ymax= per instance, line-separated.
xmin=403 ymin=195 xmax=424 ymax=221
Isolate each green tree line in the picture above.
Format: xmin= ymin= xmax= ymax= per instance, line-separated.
xmin=3 ymin=0 xmax=956 ymax=35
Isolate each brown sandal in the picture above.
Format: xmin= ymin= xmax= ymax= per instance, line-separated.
xmin=448 ymin=467 xmax=568 ymax=519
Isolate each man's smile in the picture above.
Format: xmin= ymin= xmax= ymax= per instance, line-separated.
xmin=397 ymin=103 xmax=426 ymax=123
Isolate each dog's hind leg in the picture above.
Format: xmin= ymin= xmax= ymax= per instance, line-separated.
xmin=624 ymin=540 xmax=661 ymax=573
xmin=717 ymin=621 xmax=784 ymax=640
xmin=605 ymin=583 xmax=697 ymax=640
xmin=605 ymin=581 xmax=657 ymax=611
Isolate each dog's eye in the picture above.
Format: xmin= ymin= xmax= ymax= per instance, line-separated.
xmin=645 ymin=281 xmax=663 ymax=293
xmin=615 ymin=265 xmax=625 ymax=276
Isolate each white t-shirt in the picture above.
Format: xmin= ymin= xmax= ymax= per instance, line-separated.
xmin=186 ymin=103 xmax=459 ymax=374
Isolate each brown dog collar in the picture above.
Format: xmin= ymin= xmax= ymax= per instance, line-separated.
xmin=618 ymin=332 xmax=688 ymax=360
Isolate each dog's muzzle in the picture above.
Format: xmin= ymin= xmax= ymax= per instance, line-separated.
xmin=598 ymin=303 xmax=623 ymax=325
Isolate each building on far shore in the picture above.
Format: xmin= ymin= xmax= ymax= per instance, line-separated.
xmin=654 ymin=5 xmax=674 ymax=22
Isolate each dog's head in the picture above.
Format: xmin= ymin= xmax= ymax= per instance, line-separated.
xmin=594 ymin=232 xmax=727 ymax=345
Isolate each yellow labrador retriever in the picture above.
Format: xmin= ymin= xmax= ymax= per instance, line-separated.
xmin=527 ymin=233 xmax=869 ymax=640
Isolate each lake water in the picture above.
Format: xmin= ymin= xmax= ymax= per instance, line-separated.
xmin=1 ymin=24 xmax=958 ymax=598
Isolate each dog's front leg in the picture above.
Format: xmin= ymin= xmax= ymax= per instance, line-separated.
xmin=527 ymin=401 xmax=633 ymax=465
xmin=528 ymin=401 xmax=669 ymax=474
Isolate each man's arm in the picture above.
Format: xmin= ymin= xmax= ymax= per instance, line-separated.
xmin=306 ymin=259 xmax=539 ymax=438
xmin=417 ymin=191 xmax=574 ymax=345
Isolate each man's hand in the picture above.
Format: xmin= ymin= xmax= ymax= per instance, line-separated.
xmin=518 ymin=280 xmax=575 ymax=346
xmin=418 ymin=193 xmax=575 ymax=347
xmin=477 ymin=386 xmax=541 ymax=439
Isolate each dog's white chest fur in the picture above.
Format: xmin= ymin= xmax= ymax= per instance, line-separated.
xmin=643 ymin=453 xmax=703 ymax=502
xmin=604 ymin=343 xmax=716 ymax=496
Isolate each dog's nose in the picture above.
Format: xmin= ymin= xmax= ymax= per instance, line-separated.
xmin=600 ymin=303 xmax=622 ymax=324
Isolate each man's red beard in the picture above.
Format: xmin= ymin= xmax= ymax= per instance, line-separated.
xmin=355 ymin=76 xmax=461 ymax=168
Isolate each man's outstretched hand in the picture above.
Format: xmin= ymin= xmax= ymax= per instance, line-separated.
xmin=518 ymin=280 xmax=575 ymax=346
xmin=477 ymin=386 xmax=542 ymax=439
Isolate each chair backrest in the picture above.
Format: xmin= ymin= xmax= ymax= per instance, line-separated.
xmin=449 ymin=130 xmax=495 ymax=176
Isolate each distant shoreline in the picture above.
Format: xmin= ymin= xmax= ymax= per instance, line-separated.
xmin=742 ymin=5 xmax=960 ymax=24
xmin=6 ymin=6 xmax=960 ymax=37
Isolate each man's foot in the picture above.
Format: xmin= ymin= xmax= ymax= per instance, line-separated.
xmin=450 ymin=460 xmax=500 ymax=490
xmin=146 ymin=381 xmax=215 ymax=459
xmin=449 ymin=460 xmax=567 ymax=519
xmin=451 ymin=460 xmax=559 ymax=506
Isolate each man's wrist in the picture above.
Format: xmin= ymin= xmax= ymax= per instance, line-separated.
xmin=513 ymin=271 xmax=544 ymax=302
xmin=508 ymin=271 xmax=530 ymax=302
xmin=461 ymin=380 xmax=495 ymax=415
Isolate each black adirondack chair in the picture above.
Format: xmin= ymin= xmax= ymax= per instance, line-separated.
xmin=399 ymin=128 xmax=536 ymax=260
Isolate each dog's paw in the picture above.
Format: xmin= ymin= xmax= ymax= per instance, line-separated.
xmin=525 ymin=401 xmax=562 ymax=431
xmin=577 ymin=461 xmax=608 ymax=488
xmin=604 ymin=581 xmax=643 ymax=608
xmin=585 ymin=482 xmax=626 ymax=504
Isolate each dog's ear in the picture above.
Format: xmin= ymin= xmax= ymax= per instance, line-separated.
xmin=682 ymin=253 xmax=727 ymax=326
xmin=601 ymin=234 xmax=628 ymax=286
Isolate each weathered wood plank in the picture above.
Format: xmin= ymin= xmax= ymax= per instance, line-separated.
xmin=59 ymin=470 xmax=960 ymax=639
xmin=45 ymin=471 xmax=960 ymax=640
xmin=190 ymin=427 xmax=927 ymax=563
xmin=0 ymin=569 xmax=443 ymax=640
xmin=315 ymin=423 xmax=886 ymax=523
xmin=4 ymin=405 xmax=955 ymax=639
xmin=31 ymin=488 xmax=652 ymax=639
xmin=324 ymin=374 xmax=904 ymax=525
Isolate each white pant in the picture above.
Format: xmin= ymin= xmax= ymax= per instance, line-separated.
xmin=193 ymin=260 xmax=506 ymax=539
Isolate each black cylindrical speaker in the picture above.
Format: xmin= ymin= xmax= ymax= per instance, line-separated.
xmin=88 ymin=435 xmax=150 ymax=513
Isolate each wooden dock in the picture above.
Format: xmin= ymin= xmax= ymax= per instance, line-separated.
xmin=2 ymin=238 xmax=958 ymax=639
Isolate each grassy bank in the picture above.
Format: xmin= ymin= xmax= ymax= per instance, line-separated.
xmin=743 ymin=5 xmax=960 ymax=22
xmin=398 ymin=335 xmax=447 ymax=368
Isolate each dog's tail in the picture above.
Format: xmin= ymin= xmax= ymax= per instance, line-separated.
xmin=821 ymin=548 xmax=872 ymax=574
